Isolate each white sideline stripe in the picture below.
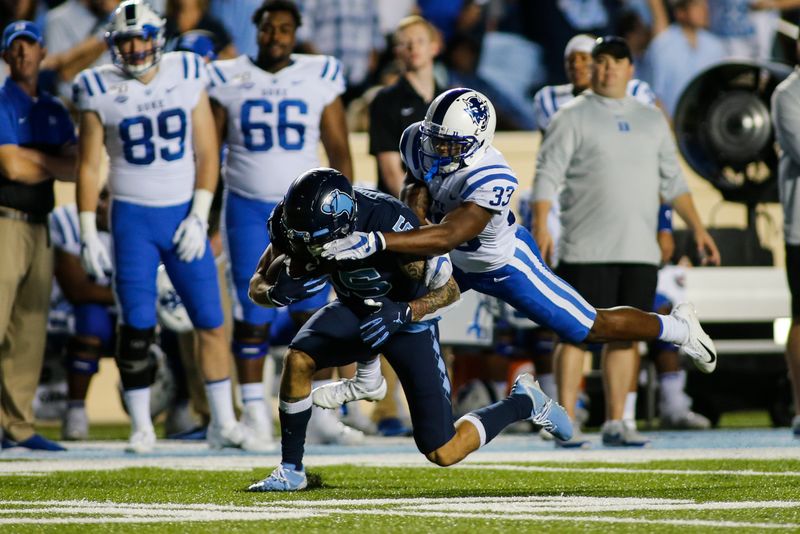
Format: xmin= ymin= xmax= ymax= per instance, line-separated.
xmin=456 ymin=464 xmax=800 ymax=478
xmin=1 ymin=498 xmax=798 ymax=528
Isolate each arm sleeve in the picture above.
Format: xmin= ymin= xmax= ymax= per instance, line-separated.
xmin=460 ymin=168 xmax=518 ymax=213
xmin=71 ymin=70 xmax=104 ymax=122
xmin=50 ymin=206 xmax=82 ymax=255
xmin=368 ymin=91 xmax=397 ymax=154
xmin=320 ymin=56 xmax=346 ymax=105
xmin=183 ymin=53 xmax=211 ymax=109
xmin=206 ymin=60 xmax=228 ymax=97
xmin=532 ymin=110 xmax=577 ymax=202
xmin=772 ymin=84 xmax=800 ymax=165
xmin=532 ymin=87 xmax=552 ymax=132
xmin=656 ymin=116 xmax=690 ymax=202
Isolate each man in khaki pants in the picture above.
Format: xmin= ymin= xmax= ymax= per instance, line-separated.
xmin=0 ymin=21 xmax=77 ymax=450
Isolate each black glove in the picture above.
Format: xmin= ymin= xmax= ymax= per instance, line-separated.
xmin=267 ymin=265 xmax=327 ymax=307
xmin=359 ymin=297 xmax=412 ymax=349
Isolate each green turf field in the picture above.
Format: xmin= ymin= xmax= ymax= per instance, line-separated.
xmin=3 ymin=458 xmax=799 ymax=532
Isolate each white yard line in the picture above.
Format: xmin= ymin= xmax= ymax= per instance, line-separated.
xmin=1 ymin=442 xmax=799 ymax=474
xmin=1 ymin=497 xmax=798 ymax=528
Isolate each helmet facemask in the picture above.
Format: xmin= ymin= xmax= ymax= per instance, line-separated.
xmin=106 ymin=1 xmax=165 ymax=78
xmin=281 ymin=188 xmax=357 ymax=260
xmin=418 ymin=89 xmax=496 ymax=182
xmin=419 ymin=122 xmax=480 ymax=180
xmin=108 ymin=28 xmax=164 ymax=77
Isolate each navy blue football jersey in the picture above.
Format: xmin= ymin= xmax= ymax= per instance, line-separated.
xmin=269 ymin=188 xmax=428 ymax=313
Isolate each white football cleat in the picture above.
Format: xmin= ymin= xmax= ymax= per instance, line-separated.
xmin=62 ymin=407 xmax=89 ymax=441
xmin=312 ymin=377 xmax=387 ymax=409
xmin=125 ymin=428 xmax=156 ymax=454
xmin=207 ymin=422 xmax=272 ymax=452
xmin=672 ymin=303 xmax=717 ymax=373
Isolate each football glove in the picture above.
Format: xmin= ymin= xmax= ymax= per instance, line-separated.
xmin=173 ymin=189 xmax=214 ymax=262
xmin=359 ymin=297 xmax=412 ymax=349
xmin=424 ymin=253 xmax=452 ymax=290
xmin=79 ymin=211 xmax=112 ymax=280
xmin=321 ymin=231 xmax=385 ymax=261
xmin=266 ymin=265 xmax=328 ymax=307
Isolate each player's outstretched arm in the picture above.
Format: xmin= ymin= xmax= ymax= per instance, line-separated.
xmin=400 ymin=260 xmax=460 ymax=320
xmin=322 ymin=201 xmax=492 ymax=261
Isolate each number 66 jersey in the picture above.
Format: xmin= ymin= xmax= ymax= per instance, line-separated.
xmin=207 ymin=54 xmax=344 ymax=203
xmin=72 ymin=52 xmax=208 ymax=207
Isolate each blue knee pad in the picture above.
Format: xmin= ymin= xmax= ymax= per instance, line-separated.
xmin=232 ymin=320 xmax=269 ymax=360
xmin=74 ymin=303 xmax=116 ymax=349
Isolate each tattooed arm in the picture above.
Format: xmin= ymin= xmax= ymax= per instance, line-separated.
xmin=402 ymin=180 xmax=431 ymax=225
xmin=400 ymin=260 xmax=461 ymax=321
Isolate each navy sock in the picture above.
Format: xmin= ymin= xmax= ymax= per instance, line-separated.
xmin=466 ymin=394 xmax=533 ymax=445
xmin=278 ymin=396 xmax=313 ymax=470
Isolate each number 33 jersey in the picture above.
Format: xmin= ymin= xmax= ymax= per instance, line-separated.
xmin=208 ymin=54 xmax=345 ymax=203
xmin=400 ymin=122 xmax=519 ymax=274
xmin=73 ymin=52 xmax=208 ymax=207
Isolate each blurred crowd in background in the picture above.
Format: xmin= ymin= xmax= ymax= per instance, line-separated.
xmin=3 ymin=0 xmax=800 ymax=131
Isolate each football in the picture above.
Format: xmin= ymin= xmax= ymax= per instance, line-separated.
xmin=265 ymin=253 xmax=288 ymax=285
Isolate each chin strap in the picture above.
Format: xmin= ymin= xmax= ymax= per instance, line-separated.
xmin=423 ymin=158 xmax=440 ymax=183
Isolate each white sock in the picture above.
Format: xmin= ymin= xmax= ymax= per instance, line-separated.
xmin=123 ymin=387 xmax=153 ymax=434
xmin=458 ymin=414 xmax=487 ymax=447
xmin=623 ymin=391 xmax=637 ymax=422
xmin=355 ymin=358 xmax=383 ymax=389
xmin=205 ymin=378 xmax=236 ymax=428
xmin=279 ymin=395 xmax=312 ymax=413
xmin=659 ymin=370 xmax=690 ymax=415
xmin=240 ymin=382 xmax=265 ymax=404
xmin=657 ymin=314 xmax=689 ymax=344
xmin=537 ymin=373 xmax=558 ymax=401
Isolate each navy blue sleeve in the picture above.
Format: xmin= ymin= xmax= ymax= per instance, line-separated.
xmin=0 ymin=102 xmax=19 ymax=146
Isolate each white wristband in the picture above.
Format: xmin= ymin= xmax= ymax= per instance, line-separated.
xmin=375 ymin=231 xmax=386 ymax=250
xmin=189 ymin=189 xmax=214 ymax=223
xmin=79 ymin=211 xmax=98 ymax=238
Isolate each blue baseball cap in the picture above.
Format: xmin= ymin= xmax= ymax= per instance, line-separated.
xmin=2 ymin=20 xmax=43 ymax=51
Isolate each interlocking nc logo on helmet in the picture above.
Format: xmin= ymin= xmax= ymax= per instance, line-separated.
xmin=464 ymin=95 xmax=490 ymax=132
xmin=321 ymin=189 xmax=354 ymax=219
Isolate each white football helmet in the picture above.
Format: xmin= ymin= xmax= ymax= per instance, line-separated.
xmin=156 ymin=265 xmax=193 ymax=333
xmin=419 ymin=88 xmax=496 ymax=180
xmin=106 ymin=0 xmax=165 ymax=77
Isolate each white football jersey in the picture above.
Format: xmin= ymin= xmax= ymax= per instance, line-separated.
xmin=400 ymin=122 xmax=518 ymax=273
xmin=73 ymin=52 xmax=209 ymax=207
xmin=208 ymin=54 xmax=345 ymax=202
xmin=533 ymin=79 xmax=656 ymax=131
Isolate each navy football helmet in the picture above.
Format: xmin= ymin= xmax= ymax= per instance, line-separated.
xmin=281 ymin=168 xmax=356 ymax=257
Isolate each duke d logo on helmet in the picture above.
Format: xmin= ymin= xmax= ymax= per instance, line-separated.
xmin=465 ymin=96 xmax=489 ymax=132
xmin=321 ymin=189 xmax=354 ymax=218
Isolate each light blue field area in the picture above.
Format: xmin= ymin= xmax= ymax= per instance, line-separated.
xmin=1 ymin=427 xmax=799 ymax=532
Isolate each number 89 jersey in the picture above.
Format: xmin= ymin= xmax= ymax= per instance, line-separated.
xmin=73 ymin=52 xmax=208 ymax=207
xmin=207 ymin=54 xmax=345 ymax=203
